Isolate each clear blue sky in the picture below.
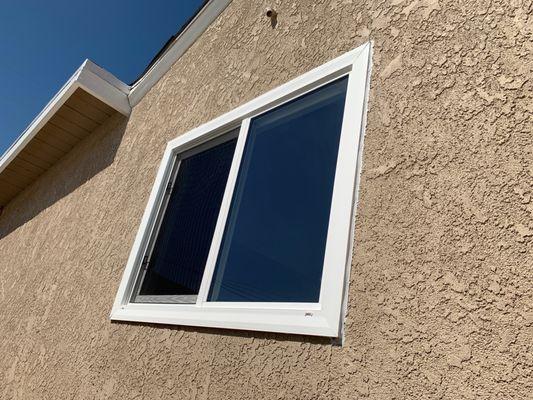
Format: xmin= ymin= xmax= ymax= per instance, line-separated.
xmin=0 ymin=0 xmax=205 ymax=156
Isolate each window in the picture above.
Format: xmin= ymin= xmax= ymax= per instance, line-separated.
xmin=111 ymin=43 xmax=371 ymax=337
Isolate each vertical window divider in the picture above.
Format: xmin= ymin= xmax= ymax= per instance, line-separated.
xmin=196 ymin=118 xmax=252 ymax=306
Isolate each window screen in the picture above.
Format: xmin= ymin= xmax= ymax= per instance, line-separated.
xmin=134 ymin=134 xmax=237 ymax=303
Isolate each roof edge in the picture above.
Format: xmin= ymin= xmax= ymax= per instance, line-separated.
xmin=0 ymin=61 xmax=131 ymax=177
xmin=83 ymin=60 xmax=131 ymax=95
xmin=0 ymin=0 xmax=230 ymax=187
xmin=128 ymin=0 xmax=232 ymax=106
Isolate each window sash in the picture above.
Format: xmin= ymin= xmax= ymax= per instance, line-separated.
xmin=111 ymin=42 xmax=372 ymax=338
xmin=131 ymin=131 xmax=239 ymax=304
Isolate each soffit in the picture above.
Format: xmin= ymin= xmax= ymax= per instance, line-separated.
xmin=0 ymin=61 xmax=130 ymax=207
xmin=0 ymin=0 xmax=232 ymax=209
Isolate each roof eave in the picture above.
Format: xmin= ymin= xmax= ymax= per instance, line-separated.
xmin=128 ymin=0 xmax=232 ymax=106
xmin=0 ymin=60 xmax=131 ymax=177
xmin=0 ymin=0 xmax=232 ymax=208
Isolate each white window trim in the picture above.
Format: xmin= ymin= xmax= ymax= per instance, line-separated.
xmin=111 ymin=42 xmax=372 ymax=338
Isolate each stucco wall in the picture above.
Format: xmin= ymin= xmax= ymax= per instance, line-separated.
xmin=1 ymin=0 xmax=532 ymax=398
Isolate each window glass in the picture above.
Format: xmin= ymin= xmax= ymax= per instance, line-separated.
xmin=135 ymin=135 xmax=237 ymax=303
xmin=208 ymin=77 xmax=348 ymax=302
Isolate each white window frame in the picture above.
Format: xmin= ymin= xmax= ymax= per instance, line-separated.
xmin=110 ymin=42 xmax=372 ymax=338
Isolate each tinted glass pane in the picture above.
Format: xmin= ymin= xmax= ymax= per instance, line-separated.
xmin=136 ymin=136 xmax=237 ymax=301
xmin=208 ymin=77 xmax=348 ymax=302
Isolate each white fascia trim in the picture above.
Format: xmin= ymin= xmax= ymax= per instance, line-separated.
xmin=128 ymin=0 xmax=232 ymax=107
xmin=0 ymin=60 xmax=131 ymax=176
xmin=1 ymin=0 xmax=230 ymax=176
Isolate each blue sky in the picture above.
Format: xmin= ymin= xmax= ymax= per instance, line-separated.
xmin=0 ymin=0 xmax=205 ymax=156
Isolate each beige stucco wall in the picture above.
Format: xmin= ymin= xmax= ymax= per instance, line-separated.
xmin=1 ymin=0 xmax=532 ymax=398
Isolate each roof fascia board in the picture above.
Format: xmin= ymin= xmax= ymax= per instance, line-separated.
xmin=0 ymin=0 xmax=229 ymax=178
xmin=83 ymin=60 xmax=131 ymax=95
xmin=0 ymin=60 xmax=131 ymax=176
xmin=78 ymin=63 xmax=131 ymax=115
xmin=128 ymin=0 xmax=232 ymax=107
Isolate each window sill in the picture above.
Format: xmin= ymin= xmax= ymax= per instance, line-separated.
xmin=111 ymin=302 xmax=337 ymax=337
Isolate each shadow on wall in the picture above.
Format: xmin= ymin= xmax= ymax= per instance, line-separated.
xmin=0 ymin=113 xmax=129 ymax=240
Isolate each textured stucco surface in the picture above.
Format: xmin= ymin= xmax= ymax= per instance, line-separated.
xmin=1 ymin=0 xmax=532 ymax=398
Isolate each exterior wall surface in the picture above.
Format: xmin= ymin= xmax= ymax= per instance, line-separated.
xmin=1 ymin=1 xmax=532 ymax=399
